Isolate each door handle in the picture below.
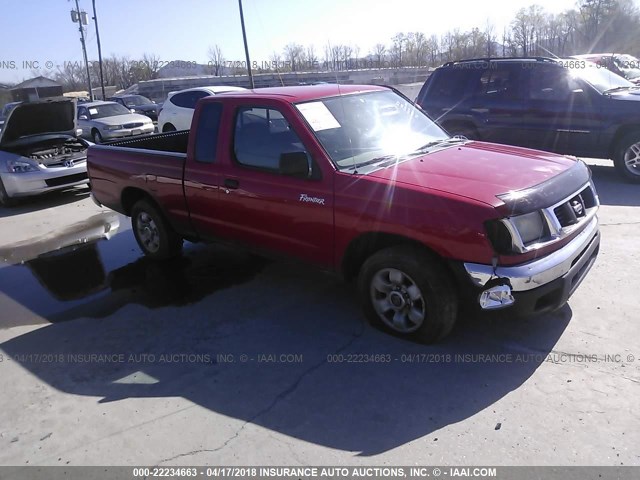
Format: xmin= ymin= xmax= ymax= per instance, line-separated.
xmin=224 ymin=178 xmax=239 ymax=189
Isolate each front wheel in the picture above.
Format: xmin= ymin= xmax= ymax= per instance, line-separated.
xmin=162 ymin=123 xmax=176 ymax=133
xmin=358 ymin=246 xmax=458 ymax=343
xmin=614 ymin=132 xmax=640 ymax=183
xmin=92 ymin=129 xmax=103 ymax=144
xmin=131 ymin=199 xmax=183 ymax=259
xmin=443 ymin=123 xmax=479 ymax=141
xmin=0 ymin=177 xmax=16 ymax=207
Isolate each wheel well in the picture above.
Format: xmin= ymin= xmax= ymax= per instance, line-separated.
xmin=121 ymin=187 xmax=154 ymax=216
xmin=162 ymin=123 xmax=175 ymax=132
xmin=341 ymin=232 xmax=443 ymax=281
xmin=610 ymin=126 xmax=640 ymax=158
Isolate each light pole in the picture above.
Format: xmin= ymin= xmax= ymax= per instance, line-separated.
xmin=92 ymin=0 xmax=106 ymax=99
xmin=238 ymin=0 xmax=254 ymax=89
xmin=71 ymin=0 xmax=94 ymax=101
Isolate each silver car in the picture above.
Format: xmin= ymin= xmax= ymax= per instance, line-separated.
xmin=77 ymin=101 xmax=154 ymax=143
xmin=0 ymin=98 xmax=90 ymax=206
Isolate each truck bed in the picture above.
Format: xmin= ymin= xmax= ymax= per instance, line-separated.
xmin=104 ymin=130 xmax=189 ymax=154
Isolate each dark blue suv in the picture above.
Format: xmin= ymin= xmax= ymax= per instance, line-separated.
xmin=416 ymin=57 xmax=640 ymax=182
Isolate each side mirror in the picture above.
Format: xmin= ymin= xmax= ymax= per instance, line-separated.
xmin=78 ymin=115 xmax=88 ymax=120
xmin=279 ymin=151 xmax=311 ymax=178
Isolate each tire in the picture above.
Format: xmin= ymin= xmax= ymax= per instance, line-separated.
xmin=613 ymin=131 xmax=640 ymax=183
xmin=357 ymin=245 xmax=458 ymax=343
xmin=92 ymin=129 xmax=103 ymax=144
xmin=0 ymin=177 xmax=16 ymax=207
xmin=444 ymin=122 xmax=479 ymax=141
xmin=131 ymin=199 xmax=183 ymax=259
xmin=162 ymin=123 xmax=176 ymax=133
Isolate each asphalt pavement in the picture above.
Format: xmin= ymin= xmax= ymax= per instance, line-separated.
xmin=0 ymin=154 xmax=638 ymax=466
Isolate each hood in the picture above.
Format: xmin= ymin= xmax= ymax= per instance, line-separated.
xmin=365 ymin=141 xmax=579 ymax=208
xmin=93 ymin=113 xmax=152 ymax=126
xmin=0 ymin=97 xmax=77 ymax=148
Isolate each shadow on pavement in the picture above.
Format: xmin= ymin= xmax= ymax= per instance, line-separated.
xmin=0 ymin=186 xmax=91 ymax=218
xmin=0 ymin=223 xmax=572 ymax=455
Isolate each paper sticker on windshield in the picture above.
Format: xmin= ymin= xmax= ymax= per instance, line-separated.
xmin=89 ymin=108 xmax=98 ymax=115
xmin=297 ymin=102 xmax=340 ymax=131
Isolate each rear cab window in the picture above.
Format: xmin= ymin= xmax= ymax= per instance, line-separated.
xmin=194 ymin=102 xmax=223 ymax=164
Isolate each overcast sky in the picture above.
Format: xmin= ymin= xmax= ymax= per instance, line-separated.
xmin=1 ymin=0 xmax=581 ymax=83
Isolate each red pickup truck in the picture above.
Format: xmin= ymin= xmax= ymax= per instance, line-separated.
xmin=88 ymin=85 xmax=600 ymax=343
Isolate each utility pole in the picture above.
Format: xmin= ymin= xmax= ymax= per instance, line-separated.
xmin=238 ymin=0 xmax=254 ymax=89
xmin=71 ymin=0 xmax=94 ymax=101
xmin=92 ymin=0 xmax=106 ymax=99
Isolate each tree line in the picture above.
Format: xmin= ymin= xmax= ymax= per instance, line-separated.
xmin=26 ymin=0 xmax=640 ymax=92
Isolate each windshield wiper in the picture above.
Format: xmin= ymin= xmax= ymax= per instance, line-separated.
xmin=603 ymin=85 xmax=638 ymax=94
xmin=344 ymin=154 xmax=399 ymax=171
xmin=411 ymin=136 xmax=468 ymax=155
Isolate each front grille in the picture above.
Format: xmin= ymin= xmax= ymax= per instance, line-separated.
xmin=552 ymin=185 xmax=598 ymax=228
xmin=502 ymin=181 xmax=599 ymax=254
xmin=43 ymin=158 xmax=87 ymax=169
xmin=45 ymin=172 xmax=88 ymax=187
xmin=123 ymin=122 xmax=144 ymax=128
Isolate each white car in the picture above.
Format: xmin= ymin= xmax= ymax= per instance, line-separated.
xmin=158 ymin=86 xmax=246 ymax=132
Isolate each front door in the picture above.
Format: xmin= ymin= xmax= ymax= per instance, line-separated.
xmin=214 ymin=104 xmax=334 ymax=268
xmin=522 ymin=65 xmax=601 ymax=156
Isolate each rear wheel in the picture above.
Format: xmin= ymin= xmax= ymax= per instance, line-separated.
xmin=358 ymin=246 xmax=458 ymax=343
xmin=614 ymin=131 xmax=640 ymax=183
xmin=162 ymin=123 xmax=176 ymax=133
xmin=131 ymin=199 xmax=182 ymax=259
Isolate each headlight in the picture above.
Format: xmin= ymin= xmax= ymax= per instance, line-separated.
xmin=509 ymin=211 xmax=547 ymax=246
xmin=105 ymin=125 xmax=123 ymax=131
xmin=8 ymin=159 xmax=39 ymax=173
xmin=486 ymin=211 xmax=549 ymax=254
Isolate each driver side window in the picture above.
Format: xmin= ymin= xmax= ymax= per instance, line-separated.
xmin=529 ymin=67 xmax=579 ymax=101
xmin=233 ymin=107 xmax=308 ymax=172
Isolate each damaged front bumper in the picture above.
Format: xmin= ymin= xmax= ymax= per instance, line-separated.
xmin=462 ymin=217 xmax=600 ymax=313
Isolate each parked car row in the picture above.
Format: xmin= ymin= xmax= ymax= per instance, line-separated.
xmin=416 ymin=56 xmax=640 ymax=182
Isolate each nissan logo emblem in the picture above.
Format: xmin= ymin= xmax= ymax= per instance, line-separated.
xmin=570 ymin=199 xmax=584 ymax=216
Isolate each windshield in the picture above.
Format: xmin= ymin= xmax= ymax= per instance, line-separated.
xmin=295 ymin=90 xmax=449 ymax=171
xmin=614 ymin=54 xmax=640 ymax=80
xmin=87 ymin=103 xmax=133 ymax=119
xmin=122 ymin=95 xmax=153 ymax=107
xmin=568 ymin=63 xmax=633 ymax=93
